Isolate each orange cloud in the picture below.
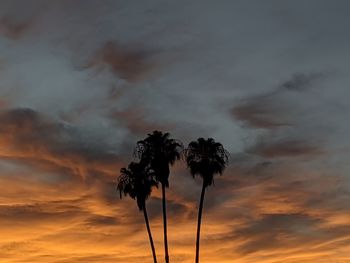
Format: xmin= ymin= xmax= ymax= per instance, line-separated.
xmin=0 ymin=108 xmax=122 ymax=179
xmin=0 ymin=109 xmax=350 ymax=262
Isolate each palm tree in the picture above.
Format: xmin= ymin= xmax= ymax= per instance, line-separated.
xmin=135 ymin=131 xmax=183 ymax=263
xmin=183 ymin=138 xmax=229 ymax=263
xmin=117 ymin=162 xmax=158 ymax=263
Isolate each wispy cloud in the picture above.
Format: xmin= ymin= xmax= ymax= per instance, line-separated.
xmin=231 ymin=73 xmax=324 ymax=129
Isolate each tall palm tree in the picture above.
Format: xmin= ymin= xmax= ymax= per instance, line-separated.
xmin=117 ymin=162 xmax=158 ymax=263
xmin=135 ymin=131 xmax=183 ymax=263
xmin=183 ymin=138 xmax=229 ymax=263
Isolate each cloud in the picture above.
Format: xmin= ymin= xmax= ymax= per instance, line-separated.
xmin=231 ymin=100 xmax=289 ymax=129
xmin=86 ymin=41 xmax=153 ymax=82
xmin=0 ymin=202 xmax=85 ymax=224
xmin=281 ymin=73 xmax=323 ymax=91
xmin=232 ymin=212 xmax=350 ymax=256
xmin=231 ymin=73 xmax=324 ymax=129
xmin=233 ymin=213 xmax=322 ymax=254
xmin=0 ymin=16 xmax=35 ymax=40
xmin=84 ymin=215 xmax=120 ymax=226
xmin=0 ymin=108 xmax=122 ymax=179
xmin=110 ymin=107 xmax=171 ymax=135
xmin=248 ymin=139 xmax=322 ymax=158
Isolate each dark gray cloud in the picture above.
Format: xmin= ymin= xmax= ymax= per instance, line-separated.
xmin=231 ymin=73 xmax=324 ymax=129
xmin=248 ymin=139 xmax=322 ymax=158
xmin=84 ymin=215 xmax=120 ymax=226
xmin=281 ymin=73 xmax=324 ymax=91
xmin=233 ymin=213 xmax=350 ymax=255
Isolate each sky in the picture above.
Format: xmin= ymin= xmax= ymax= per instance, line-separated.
xmin=0 ymin=0 xmax=350 ymax=262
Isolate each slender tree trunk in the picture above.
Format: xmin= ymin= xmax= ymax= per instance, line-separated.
xmin=162 ymin=183 xmax=169 ymax=263
xmin=195 ymin=182 xmax=206 ymax=263
xmin=143 ymin=204 xmax=158 ymax=263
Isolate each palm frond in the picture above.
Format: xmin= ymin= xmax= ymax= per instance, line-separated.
xmin=183 ymin=137 xmax=229 ymax=187
xmin=134 ymin=130 xmax=183 ymax=186
xmin=116 ymin=161 xmax=158 ymax=210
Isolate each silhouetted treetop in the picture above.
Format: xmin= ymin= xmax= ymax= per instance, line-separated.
xmin=183 ymin=137 xmax=229 ymax=187
xmin=135 ymin=130 xmax=183 ymax=187
xmin=183 ymin=137 xmax=229 ymax=263
xmin=117 ymin=161 xmax=158 ymax=211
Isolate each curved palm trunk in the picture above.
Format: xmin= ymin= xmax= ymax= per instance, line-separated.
xmin=143 ymin=204 xmax=158 ymax=263
xmin=161 ymin=183 xmax=170 ymax=263
xmin=195 ymin=182 xmax=206 ymax=263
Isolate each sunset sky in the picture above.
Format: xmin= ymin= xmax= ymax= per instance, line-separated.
xmin=1 ymin=1 xmax=350 ymax=262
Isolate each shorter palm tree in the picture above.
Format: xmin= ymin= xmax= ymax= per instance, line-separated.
xmin=117 ymin=162 xmax=158 ymax=263
xmin=183 ymin=138 xmax=229 ymax=263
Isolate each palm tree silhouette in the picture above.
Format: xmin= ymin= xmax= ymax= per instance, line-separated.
xmin=136 ymin=131 xmax=183 ymax=263
xmin=183 ymin=138 xmax=229 ymax=263
xmin=117 ymin=162 xmax=158 ymax=263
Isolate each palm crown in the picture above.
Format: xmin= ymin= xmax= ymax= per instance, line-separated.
xmin=135 ymin=130 xmax=183 ymax=187
xmin=183 ymin=137 xmax=229 ymax=263
xmin=117 ymin=162 xmax=158 ymax=210
xmin=183 ymin=137 xmax=229 ymax=187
